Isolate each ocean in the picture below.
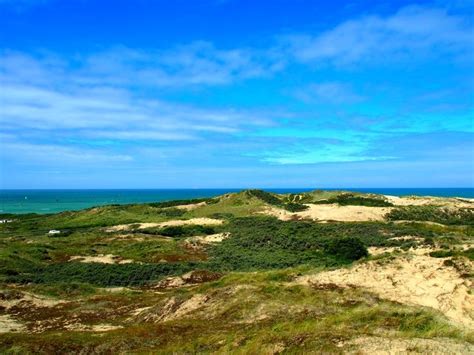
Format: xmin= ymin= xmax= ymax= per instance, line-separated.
xmin=1 ymin=188 xmax=473 ymax=215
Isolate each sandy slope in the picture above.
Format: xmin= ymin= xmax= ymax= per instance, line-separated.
xmin=297 ymin=252 xmax=474 ymax=327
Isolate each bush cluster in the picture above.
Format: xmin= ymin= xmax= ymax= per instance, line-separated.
xmin=386 ymin=206 xmax=474 ymax=225
xmin=139 ymin=224 xmax=218 ymax=238
xmin=208 ymin=217 xmax=369 ymax=271
xmin=9 ymin=262 xmax=197 ymax=287
xmin=314 ymin=194 xmax=393 ymax=207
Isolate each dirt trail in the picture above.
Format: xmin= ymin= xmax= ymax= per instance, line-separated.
xmin=297 ymin=254 xmax=474 ymax=327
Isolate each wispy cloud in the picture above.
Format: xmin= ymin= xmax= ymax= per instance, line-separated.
xmin=281 ymin=6 xmax=472 ymax=66
xmin=75 ymin=42 xmax=282 ymax=88
xmin=294 ymin=82 xmax=365 ymax=104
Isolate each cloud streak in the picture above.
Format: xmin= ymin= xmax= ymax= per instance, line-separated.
xmin=282 ymin=6 xmax=472 ymax=66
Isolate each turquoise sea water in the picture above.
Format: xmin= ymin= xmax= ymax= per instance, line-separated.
xmin=1 ymin=188 xmax=473 ymax=214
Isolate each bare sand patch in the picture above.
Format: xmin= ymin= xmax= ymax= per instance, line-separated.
xmin=64 ymin=323 xmax=122 ymax=332
xmin=186 ymin=232 xmax=229 ymax=244
xmin=297 ymin=254 xmax=474 ymax=327
xmin=368 ymin=246 xmax=398 ymax=255
xmin=153 ymin=270 xmax=222 ymax=289
xmin=158 ymin=218 xmax=223 ymax=227
xmin=105 ymin=218 xmax=223 ymax=232
xmin=341 ymin=336 xmax=474 ymax=354
xmin=263 ymin=204 xmax=392 ymax=222
xmin=0 ymin=315 xmax=25 ymax=333
xmin=69 ymin=254 xmax=137 ymax=264
xmin=163 ymin=294 xmax=209 ymax=321
xmin=0 ymin=291 xmax=65 ymax=310
xmin=174 ymin=202 xmax=207 ymax=210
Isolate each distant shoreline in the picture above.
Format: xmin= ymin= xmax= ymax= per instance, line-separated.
xmin=1 ymin=188 xmax=473 ymax=215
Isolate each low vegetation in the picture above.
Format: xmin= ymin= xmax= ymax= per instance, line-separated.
xmin=387 ymin=206 xmax=474 ymax=225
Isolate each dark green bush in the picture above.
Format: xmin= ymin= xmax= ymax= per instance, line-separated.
xmin=323 ymin=237 xmax=368 ymax=261
xmin=284 ymin=203 xmax=309 ymax=212
xmin=245 ymin=189 xmax=282 ymax=205
xmin=139 ymin=225 xmax=217 ymax=238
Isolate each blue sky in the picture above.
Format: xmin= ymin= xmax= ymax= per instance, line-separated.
xmin=0 ymin=0 xmax=473 ymax=188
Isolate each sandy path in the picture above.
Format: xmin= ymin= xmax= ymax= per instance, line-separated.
xmin=296 ymin=254 xmax=474 ymax=327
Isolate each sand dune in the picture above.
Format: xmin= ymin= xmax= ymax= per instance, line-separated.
xmin=297 ymin=252 xmax=474 ymax=327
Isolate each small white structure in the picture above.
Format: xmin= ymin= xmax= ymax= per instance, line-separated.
xmin=0 ymin=219 xmax=13 ymax=224
xmin=48 ymin=230 xmax=61 ymax=235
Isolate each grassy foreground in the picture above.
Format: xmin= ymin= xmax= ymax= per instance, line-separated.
xmin=0 ymin=190 xmax=473 ymax=354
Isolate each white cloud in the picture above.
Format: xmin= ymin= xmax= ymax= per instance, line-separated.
xmin=0 ymin=52 xmax=275 ymax=142
xmin=282 ymin=6 xmax=472 ymax=66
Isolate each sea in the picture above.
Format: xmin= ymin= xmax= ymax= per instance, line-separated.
xmin=1 ymin=188 xmax=473 ymax=215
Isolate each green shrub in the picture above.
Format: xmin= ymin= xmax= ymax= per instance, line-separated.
xmin=284 ymin=203 xmax=309 ymax=212
xmin=323 ymin=237 xmax=368 ymax=261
